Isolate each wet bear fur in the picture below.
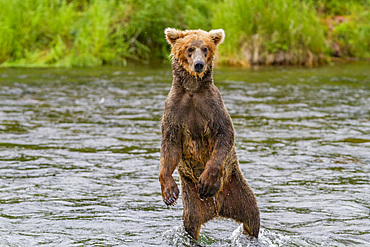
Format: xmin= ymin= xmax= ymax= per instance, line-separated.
xmin=159 ymin=28 xmax=260 ymax=242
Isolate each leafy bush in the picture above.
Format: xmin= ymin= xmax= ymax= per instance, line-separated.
xmin=0 ymin=0 xmax=135 ymax=66
xmin=129 ymin=0 xmax=211 ymax=61
xmin=308 ymin=0 xmax=369 ymax=16
xmin=212 ymin=0 xmax=327 ymax=66
xmin=0 ymin=0 xmax=368 ymax=67
xmin=331 ymin=11 xmax=370 ymax=58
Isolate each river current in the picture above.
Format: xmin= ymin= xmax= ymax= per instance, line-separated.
xmin=0 ymin=62 xmax=369 ymax=246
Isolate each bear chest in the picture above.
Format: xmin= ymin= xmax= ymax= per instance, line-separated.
xmin=178 ymin=95 xmax=212 ymax=138
xmin=179 ymin=107 xmax=215 ymax=164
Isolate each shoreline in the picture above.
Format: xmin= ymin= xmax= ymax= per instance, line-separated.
xmin=1 ymin=57 xmax=368 ymax=69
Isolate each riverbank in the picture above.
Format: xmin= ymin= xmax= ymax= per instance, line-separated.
xmin=0 ymin=0 xmax=368 ymax=67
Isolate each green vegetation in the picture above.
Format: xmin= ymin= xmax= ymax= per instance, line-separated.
xmin=0 ymin=0 xmax=135 ymax=66
xmin=0 ymin=0 xmax=368 ymax=67
xmin=213 ymin=0 xmax=327 ymax=66
xmin=126 ymin=0 xmax=211 ymax=61
xmin=314 ymin=0 xmax=370 ymax=59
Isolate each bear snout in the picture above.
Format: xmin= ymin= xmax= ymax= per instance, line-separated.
xmin=194 ymin=61 xmax=205 ymax=73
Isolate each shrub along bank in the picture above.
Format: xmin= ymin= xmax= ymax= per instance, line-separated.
xmin=0 ymin=0 xmax=368 ymax=67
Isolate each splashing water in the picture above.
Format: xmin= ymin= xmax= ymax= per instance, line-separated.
xmin=163 ymin=224 xmax=294 ymax=247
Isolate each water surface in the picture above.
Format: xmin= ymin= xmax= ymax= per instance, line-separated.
xmin=0 ymin=62 xmax=369 ymax=246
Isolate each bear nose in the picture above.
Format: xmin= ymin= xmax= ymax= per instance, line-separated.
xmin=194 ymin=61 xmax=204 ymax=73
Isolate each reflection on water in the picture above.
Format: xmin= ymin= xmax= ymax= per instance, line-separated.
xmin=0 ymin=63 xmax=369 ymax=246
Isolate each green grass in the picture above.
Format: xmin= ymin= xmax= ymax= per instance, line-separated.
xmin=0 ymin=0 xmax=135 ymax=67
xmin=313 ymin=0 xmax=370 ymax=58
xmin=331 ymin=11 xmax=370 ymax=58
xmin=212 ymin=0 xmax=327 ymax=66
xmin=0 ymin=0 xmax=368 ymax=67
xmin=128 ymin=0 xmax=211 ymax=61
xmin=309 ymin=0 xmax=369 ymax=16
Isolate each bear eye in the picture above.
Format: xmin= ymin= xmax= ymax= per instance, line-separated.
xmin=201 ymin=46 xmax=208 ymax=53
xmin=187 ymin=47 xmax=195 ymax=53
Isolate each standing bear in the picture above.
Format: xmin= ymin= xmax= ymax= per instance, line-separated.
xmin=159 ymin=28 xmax=260 ymax=242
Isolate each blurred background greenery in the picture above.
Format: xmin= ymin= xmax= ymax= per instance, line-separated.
xmin=0 ymin=0 xmax=369 ymax=67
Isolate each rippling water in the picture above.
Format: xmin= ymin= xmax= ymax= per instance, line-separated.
xmin=0 ymin=63 xmax=369 ymax=246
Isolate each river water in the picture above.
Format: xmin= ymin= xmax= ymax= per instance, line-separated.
xmin=0 ymin=62 xmax=369 ymax=246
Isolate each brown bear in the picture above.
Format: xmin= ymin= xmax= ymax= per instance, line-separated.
xmin=159 ymin=28 xmax=260 ymax=242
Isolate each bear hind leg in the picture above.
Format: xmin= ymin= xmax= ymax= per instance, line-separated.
xmin=218 ymin=171 xmax=260 ymax=238
xmin=181 ymin=177 xmax=218 ymax=241
xmin=183 ymin=214 xmax=201 ymax=241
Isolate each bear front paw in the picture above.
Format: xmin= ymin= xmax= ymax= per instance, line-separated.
xmin=197 ymin=167 xmax=221 ymax=199
xmin=161 ymin=178 xmax=179 ymax=206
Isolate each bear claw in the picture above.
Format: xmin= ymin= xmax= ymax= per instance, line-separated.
xmin=197 ymin=168 xmax=221 ymax=199
xmin=197 ymin=182 xmax=220 ymax=199
xmin=162 ymin=181 xmax=179 ymax=206
xmin=164 ymin=195 xmax=178 ymax=206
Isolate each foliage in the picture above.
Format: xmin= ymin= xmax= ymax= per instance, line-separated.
xmin=212 ymin=0 xmax=327 ymax=66
xmin=0 ymin=0 xmax=368 ymax=67
xmin=331 ymin=11 xmax=370 ymax=58
xmin=308 ymin=0 xmax=369 ymax=16
xmin=129 ymin=0 xmax=211 ymax=61
xmin=0 ymin=0 xmax=135 ymax=66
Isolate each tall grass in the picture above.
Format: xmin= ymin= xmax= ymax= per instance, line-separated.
xmin=310 ymin=0 xmax=370 ymax=59
xmin=0 ymin=0 xmax=135 ymax=66
xmin=331 ymin=11 xmax=370 ymax=58
xmin=212 ymin=0 xmax=327 ymax=66
xmin=309 ymin=0 xmax=369 ymax=16
xmin=129 ymin=0 xmax=211 ymax=61
xmin=0 ymin=0 xmax=211 ymax=66
xmin=0 ymin=0 xmax=368 ymax=67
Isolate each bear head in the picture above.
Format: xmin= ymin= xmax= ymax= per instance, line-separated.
xmin=165 ymin=28 xmax=225 ymax=77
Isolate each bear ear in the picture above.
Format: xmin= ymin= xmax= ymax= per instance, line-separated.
xmin=165 ymin=28 xmax=185 ymax=45
xmin=209 ymin=29 xmax=225 ymax=46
